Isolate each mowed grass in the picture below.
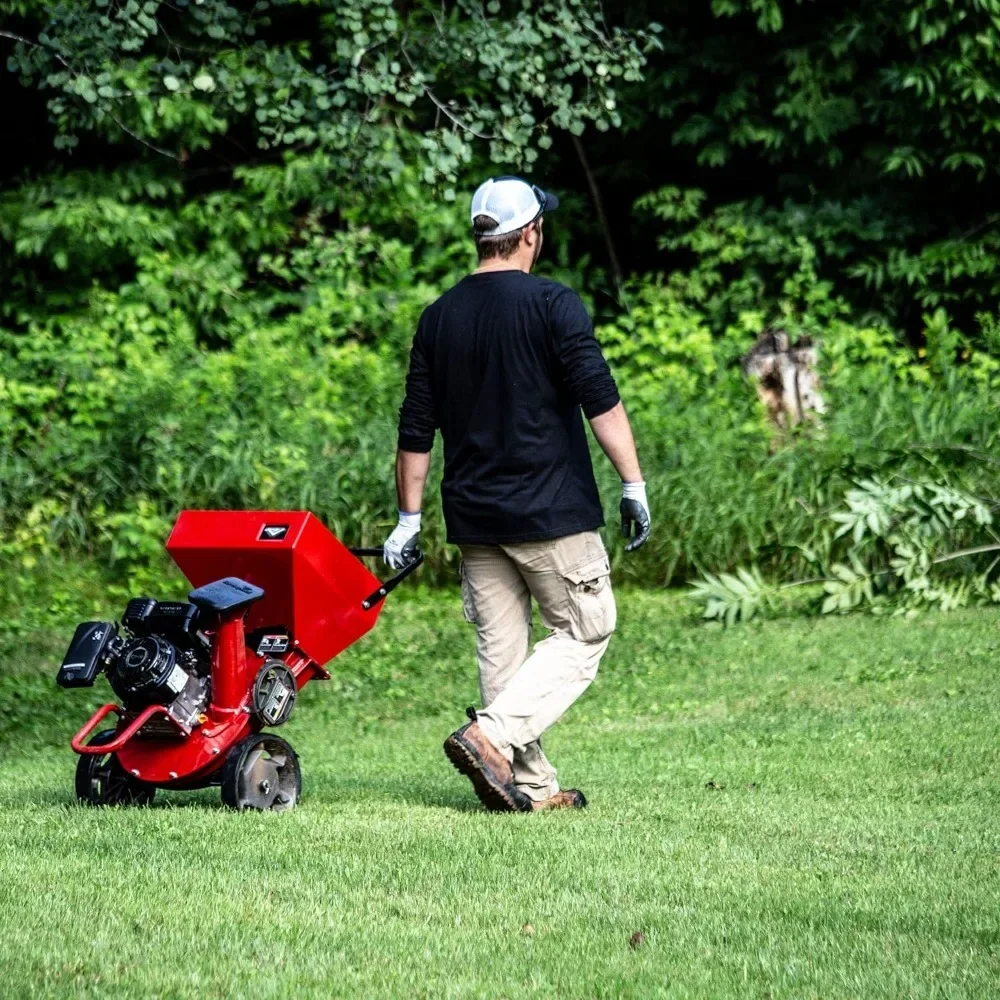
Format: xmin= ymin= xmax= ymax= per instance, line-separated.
xmin=0 ymin=590 xmax=998 ymax=998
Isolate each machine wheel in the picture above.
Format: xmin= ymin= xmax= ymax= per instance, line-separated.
xmin=220 ymin=732 xmax=301 ymax=812
xmin=75 ymin=729 xmax=156 ymax=807
xmin=251 ymin=660 xmax=297 ymax=726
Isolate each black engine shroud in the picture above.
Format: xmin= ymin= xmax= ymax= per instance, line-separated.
xmin=108 ymin=635 xmax=187 ymax=706
xmin=57 ymin=598 xmax=210 ymax=716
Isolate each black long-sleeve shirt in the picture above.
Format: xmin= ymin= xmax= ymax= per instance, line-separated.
xmin=397 ymin=270 xmax=620 ymax=544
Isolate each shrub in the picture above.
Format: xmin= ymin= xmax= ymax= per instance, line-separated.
xmin=3 ymin=169 xmax=1000 ymax=600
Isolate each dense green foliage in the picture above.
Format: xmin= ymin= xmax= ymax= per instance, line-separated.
xmin=2 ymin=590 xmax=998 ymax=996
xmin=4 ymin=1 xmax=1000 ymax=600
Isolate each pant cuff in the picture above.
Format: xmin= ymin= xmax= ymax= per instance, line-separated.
xmin=475 ymin=714 xmax=513 ymax=764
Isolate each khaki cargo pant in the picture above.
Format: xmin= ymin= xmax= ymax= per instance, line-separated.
xmin=459 ymin=530 xmax=616 ymax=802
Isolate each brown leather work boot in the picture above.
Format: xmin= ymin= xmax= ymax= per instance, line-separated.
xmin=531 ymin=789 xmax=588 ymax=811
xmin=443 ymin=708 xmax=532 ymax=813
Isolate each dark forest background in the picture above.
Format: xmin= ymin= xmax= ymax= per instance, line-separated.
xmin=4 ymin=0 xmax=1000 ymax=620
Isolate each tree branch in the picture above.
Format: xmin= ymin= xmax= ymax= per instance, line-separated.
xmin=400 ymin=44 xmax=494 ymax=139
xmin=105 ymin=111 xmax=183 ymax=161
xmin=932 ymin=543 xmax=1000 ymax=565
xmin=572 ymin=132 xmax=625 ymax=299
xmin=2 ymin=29 xmax=182 ymax=160
xmin=0 ymin=29 xmax=70 ymax=68
xmin=778 ymin=577 xmax=834 ymax=589
xmin=421 ymin=87 xmax=494 ymax=139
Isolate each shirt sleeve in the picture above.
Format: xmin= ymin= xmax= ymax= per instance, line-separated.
xmin=549 ymin=287 xmax=620 ymax=419
xmin=397 ymin=318 xmax=436 ymax=453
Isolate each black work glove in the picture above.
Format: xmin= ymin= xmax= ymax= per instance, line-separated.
xmin=620 ymin=481 xmax=651 ymax=552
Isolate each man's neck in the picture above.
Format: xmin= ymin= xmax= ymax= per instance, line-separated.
xmin=473 ymin=256 xmax=531 ymax=275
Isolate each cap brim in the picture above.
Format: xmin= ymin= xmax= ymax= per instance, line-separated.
xmin=539 ymin=190 xmax=559 ymax=212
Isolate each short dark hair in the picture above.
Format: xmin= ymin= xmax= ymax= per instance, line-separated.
xmin=472 ymin=214 xmax=525 ymax=262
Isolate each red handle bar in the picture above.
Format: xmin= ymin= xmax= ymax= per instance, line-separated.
xmin=72 ymin=703 xmax=191 ymax=755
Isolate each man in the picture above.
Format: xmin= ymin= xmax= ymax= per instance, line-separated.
xmin=383 ymin=176 xmax=650 ymax=813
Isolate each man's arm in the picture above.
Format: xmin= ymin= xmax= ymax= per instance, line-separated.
xmin=396 ymin=449 xmax=431 ymax=514
xmin=589 ymin=402 xmax=651 ymax=552
xmin=588 ymin=402 xmax=642 ymax=483
xmin=550 ymin=288 xmax=651 ymax=552
xmin=385 ymin=324 xmax=435 ymax=568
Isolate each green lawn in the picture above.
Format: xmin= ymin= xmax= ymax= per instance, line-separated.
xmin=0 ymin=590 xmax=997 ymax=998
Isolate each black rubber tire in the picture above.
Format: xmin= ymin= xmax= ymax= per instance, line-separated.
xmin=220 ymin=732 xmax=301 ymax=812
xmin=75 ymin=728 xmax=156 ymax=807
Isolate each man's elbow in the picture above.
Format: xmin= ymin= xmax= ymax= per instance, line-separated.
xmin=583 ymin=395 xmax=623 ymax=421
xmin=397 ymin=432 xmax=435 ymax=454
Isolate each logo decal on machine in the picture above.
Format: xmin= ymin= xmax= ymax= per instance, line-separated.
xmin=256 ymin=634 xmax=291 ymax=655
xmin=259 ymin=524 xmax=289 ymax=541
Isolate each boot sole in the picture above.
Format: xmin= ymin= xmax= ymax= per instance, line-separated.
xmin=443 ymin=734 xmax=532 ymax=813
xmin=532 ymin=789 xmax=588 ymax=811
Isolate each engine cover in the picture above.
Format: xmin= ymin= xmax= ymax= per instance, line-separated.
xmin=108 ymin=635 xmax=189 ymax=708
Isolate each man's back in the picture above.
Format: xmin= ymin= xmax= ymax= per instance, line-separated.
xmin=397 ymin=270 xmax=620 ymax=544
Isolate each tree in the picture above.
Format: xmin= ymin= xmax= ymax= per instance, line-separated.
xmin=3 ymin=0 xmax=654 ymax=187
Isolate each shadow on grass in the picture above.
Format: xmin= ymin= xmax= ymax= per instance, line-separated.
xmin=6 ymin=774 xmax=483 ymax=814
xmin=310 ymin=773 xmax=483 ymax=812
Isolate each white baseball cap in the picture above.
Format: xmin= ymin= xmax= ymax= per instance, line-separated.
xmin=470 ymin=176 xmax=559 ymax=236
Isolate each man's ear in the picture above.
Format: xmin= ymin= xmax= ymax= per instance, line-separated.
xmin=523 ymin=221 xmax=540 ymax=247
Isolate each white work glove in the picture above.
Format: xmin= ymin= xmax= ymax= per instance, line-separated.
xmin=620 ymin=481 xmax=651 ymax=553
xmin=383 ymin=511 xmax=422 ymax=569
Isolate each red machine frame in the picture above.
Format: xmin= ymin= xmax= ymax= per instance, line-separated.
xmin=69 ymin=510 xmax=419 ymax=790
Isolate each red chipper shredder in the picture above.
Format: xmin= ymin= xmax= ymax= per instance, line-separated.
xmin=56 ymin=510 xmax=421 ymax=811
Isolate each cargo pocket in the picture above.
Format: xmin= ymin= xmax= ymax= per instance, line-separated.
xmin=460 ymin=561 xmax=478 ymax=625
xmin=563 ymin=553 xmax=617 ymax=642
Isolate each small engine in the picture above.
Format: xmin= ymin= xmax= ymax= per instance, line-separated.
xmin=58 ymin=597 xmax=211 ymax=728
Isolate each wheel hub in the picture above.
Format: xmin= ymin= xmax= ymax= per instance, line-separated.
xmin=222 ymin=733 xmax=301 ymax=812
